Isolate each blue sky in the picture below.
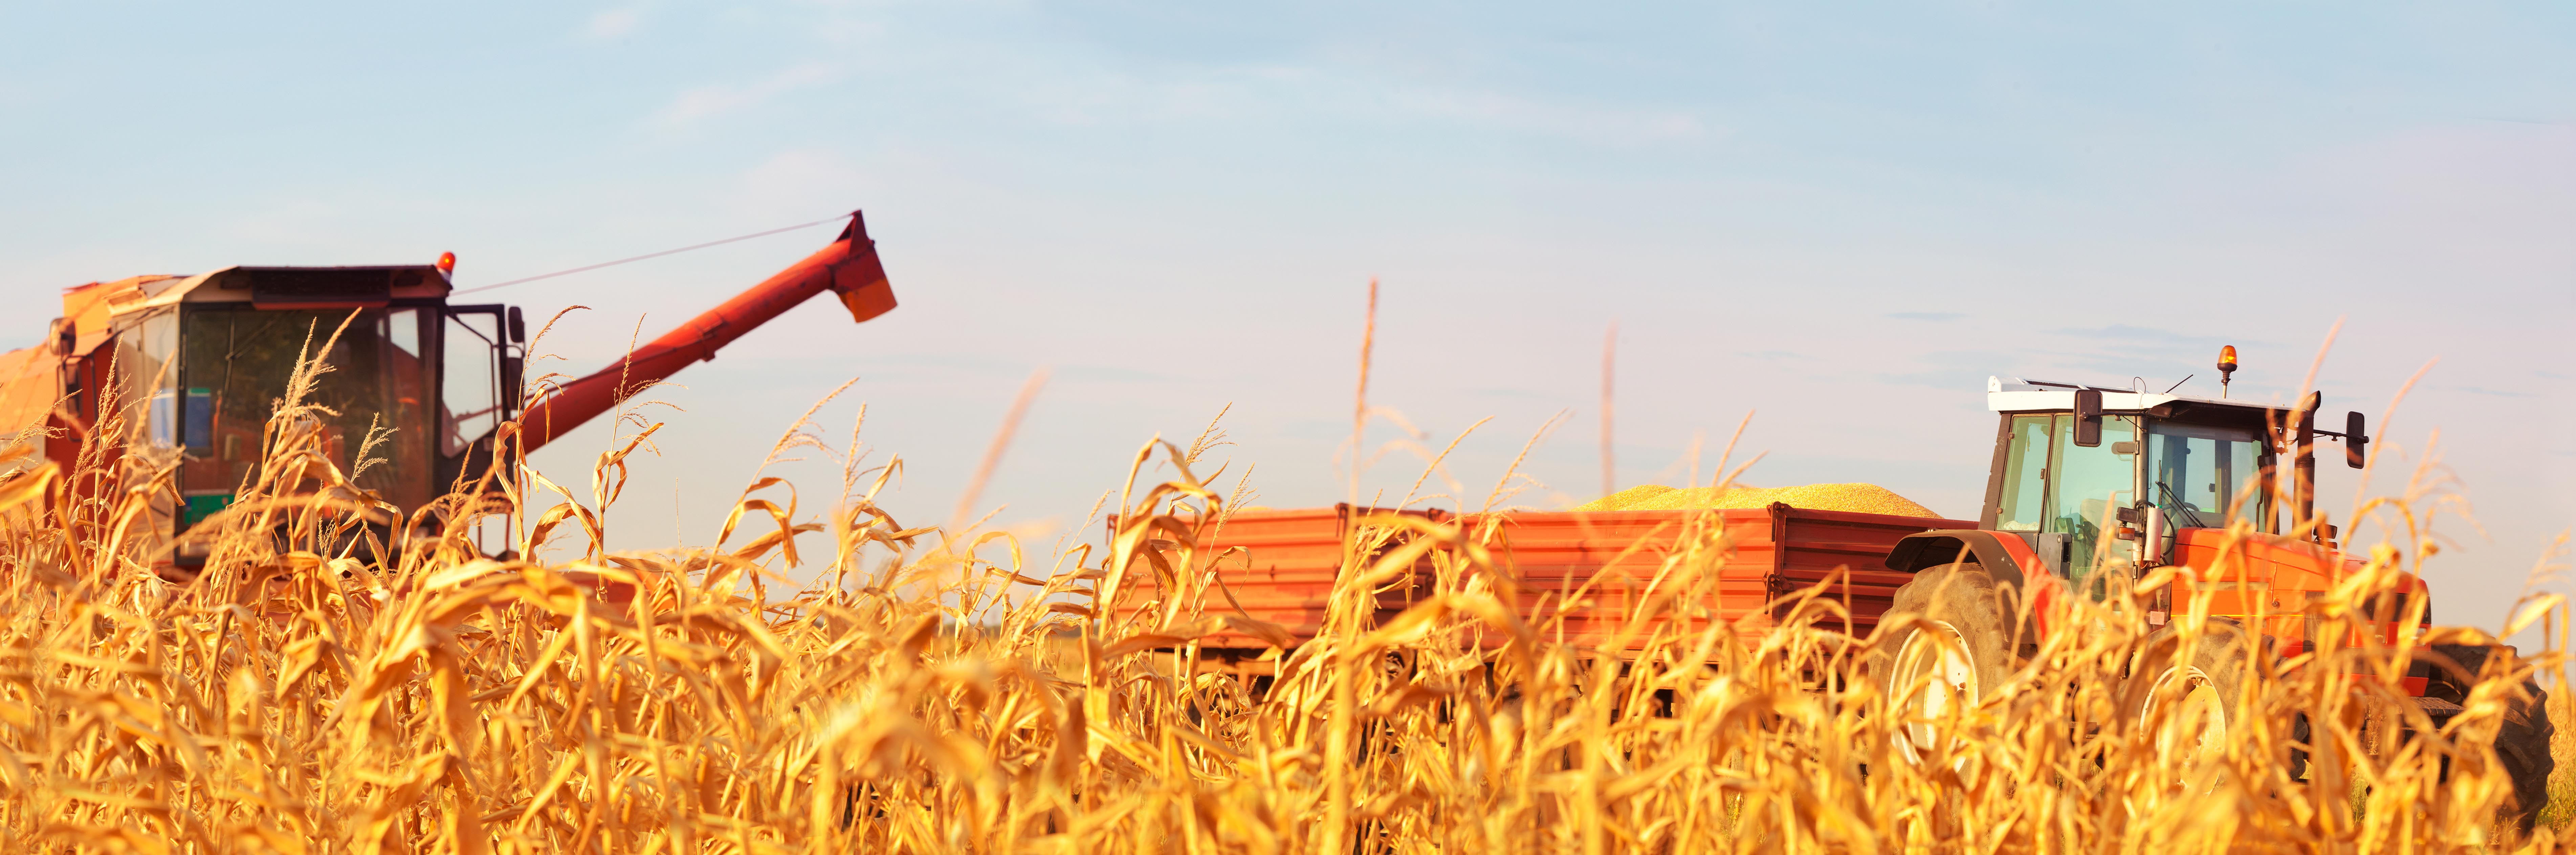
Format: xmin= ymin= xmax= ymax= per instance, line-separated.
xmin=3 ymin=2 xmax=2569 ymax=633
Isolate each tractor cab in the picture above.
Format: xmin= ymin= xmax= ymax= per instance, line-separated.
xmin=1977 ymin=374 xmax=2366 ymax=590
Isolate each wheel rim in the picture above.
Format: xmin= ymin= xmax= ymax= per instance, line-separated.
xmin=2142 ymin=665 xmax=2229 ymax=775
xmin=1891 ymin=620 xmax=1979 ymax=765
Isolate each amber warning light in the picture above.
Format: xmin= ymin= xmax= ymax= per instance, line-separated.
xmin=2217 ymin=345 xmax=2238 ymax=398
xmin=436 ymin=251 xmax=457 ymax=280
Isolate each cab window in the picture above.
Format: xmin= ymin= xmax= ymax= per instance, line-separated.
xmin=2049 ymin=414 xmax=2138 ymax=585
xmin=1995 ymin=414 xmax=2052 ymax=531
xmin=178 ymin=307 xmax=439 ymax=522
xmin=441 ymin=311 xmax=503 ymax=458
xmin=2146 ymin=421 xmax=2271 ymax=532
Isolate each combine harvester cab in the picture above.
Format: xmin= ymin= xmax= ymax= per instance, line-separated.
xmin=0 ymin=212 xmax=895 ymax=572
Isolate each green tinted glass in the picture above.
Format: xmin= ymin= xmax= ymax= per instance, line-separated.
xmin=2048 ymin=415 xmax=2137 ymax=585
xmin=1995 ymin=414 xmax=2053 ymax=531
xmin=2146 ymin=422 xmax=2270 ymax=531
xmin=177 ymin=307 xmax=439 ymax=519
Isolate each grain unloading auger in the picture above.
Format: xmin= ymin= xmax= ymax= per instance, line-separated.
xmin=0 ymin=211 xmax=894 ymax=567
xmin=515 ymin=214 xmax=894 ymax=451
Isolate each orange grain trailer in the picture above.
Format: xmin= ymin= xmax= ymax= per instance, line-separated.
xmin=1110 ymin=502 xmax=1970 ymax=668
xmin=1458 ymin=505 xmax=1975 ymax=651
xmin=1109 ymin=505 xmax=1448 ymax=673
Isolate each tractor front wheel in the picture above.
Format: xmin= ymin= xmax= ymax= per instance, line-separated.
xmin=2123 ymin=620 xmax=2254 ymax=785
xmin=1867 ymin=561 xmax=2015 ymax=765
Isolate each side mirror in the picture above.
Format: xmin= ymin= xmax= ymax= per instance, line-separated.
xmin=2142 ymin=504 xmax=2168 ymax=565
xmin=2073 ymin=388 xmax=2103 ymax=447
xmin=506 ymin=306 xmax=526 ymax=344
xmin=2344 ymin=411 xmax=2368 ymax=469
xmin=501 ymin=355 xmax=524 ymax=412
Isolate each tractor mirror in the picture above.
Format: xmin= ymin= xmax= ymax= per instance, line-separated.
xmin=2345 ymin=411 xmax=2368 ymax=469
xmin=2142 ymin=504 xmax=2168 ymax=565
xmin=506 ymin=306 xmax=526 ymax=345
xmin=2073 ymin=389 xmax=2104 ymax=447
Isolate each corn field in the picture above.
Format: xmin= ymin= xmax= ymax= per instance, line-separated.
xmin=0 ymin=346 xmax=2570 ymax=853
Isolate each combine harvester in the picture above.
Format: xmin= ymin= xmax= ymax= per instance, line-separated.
xmin=1115 ymin=348 xmax=2553 ymax=828
xmin=0 ymin=212 xmax=896 ymax=568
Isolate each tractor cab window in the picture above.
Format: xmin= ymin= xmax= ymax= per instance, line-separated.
xmin=2145 ymin=421 xmax=2271 ymax=532
xmin=1995 ymin=415 xmax=2052 ymax=531
xmin=1990 ymin=412 xmax=2141 ymax=585
xmin=2050 ymin=414 xmax=2137 ymax=585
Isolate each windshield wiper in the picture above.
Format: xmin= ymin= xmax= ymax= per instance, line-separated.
xmin=2154 ymin=482 xmax=2208 ymax=529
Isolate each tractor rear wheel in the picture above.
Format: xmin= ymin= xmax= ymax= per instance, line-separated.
xmin=1868 ymin=561 xmax=2014 ymax=764
xmin=2123 ymin=620 xmax=2254 ymax=784
xmin=2425 ymin=643 xmax=2554 ymax=836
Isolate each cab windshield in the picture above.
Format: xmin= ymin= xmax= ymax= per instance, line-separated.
xmin=2144 ymin=421 xmax=2272 ymax=531
xmin=1994 ymin=412 xmax=2139 ymax=585
xmin=176 ymin=307 xmax=438 ymax=527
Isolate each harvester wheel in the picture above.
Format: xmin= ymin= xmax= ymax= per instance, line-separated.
xmin=2425 ymin=643 xmax=2554 ymax=836
xmin=2124 ymin=620 xmax=2253 ymax=784
xmin=1868 ymin=561 xmax=2013 ymax=764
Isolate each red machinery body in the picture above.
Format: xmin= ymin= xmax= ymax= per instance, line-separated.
xmin=520 ymin=215 xmax=894 ymax=451
xmin=0 ymin=211 xmax=895 ymax=552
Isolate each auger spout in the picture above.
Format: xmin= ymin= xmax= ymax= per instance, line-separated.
xmin=517 ymin=212 xmax=895 ymax=452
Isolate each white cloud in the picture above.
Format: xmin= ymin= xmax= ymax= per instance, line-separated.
xmin=1390 ymin=87 xmax=1715 ymax=147
xmin=981 ymin=57 xmax=1716 ymax=151
xmin=584 ymin=7 xmax=643 ymax=40
xmin=653 ymin=63 xmax=838 ymax=127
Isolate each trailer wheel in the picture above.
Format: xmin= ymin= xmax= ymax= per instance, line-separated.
xmin=2425 ymin=643 xmax=2554 ymax=836
xmin=1868 ymin=561 xmax=2013 ymax=764
xmin=2124 ymin=620 xmax=2252 ymax=784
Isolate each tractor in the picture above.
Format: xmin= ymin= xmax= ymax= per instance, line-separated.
xmin=1869 ymin=353 xmax=2553 ymax=829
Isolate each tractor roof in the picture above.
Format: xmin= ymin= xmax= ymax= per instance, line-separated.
xmin=1985 ymin=376 xmax=2306 ymax=419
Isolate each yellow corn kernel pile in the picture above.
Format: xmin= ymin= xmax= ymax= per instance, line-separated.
xmin=1573 ymin=482 xmax=1943 ymax=518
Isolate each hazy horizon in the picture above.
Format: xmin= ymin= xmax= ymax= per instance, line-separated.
xmin=3 ymin=3 xmax=2567 ymax=639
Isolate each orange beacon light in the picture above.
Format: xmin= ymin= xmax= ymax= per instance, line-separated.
xmin=2217 ymin=345 xmax=2238 ymax=398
